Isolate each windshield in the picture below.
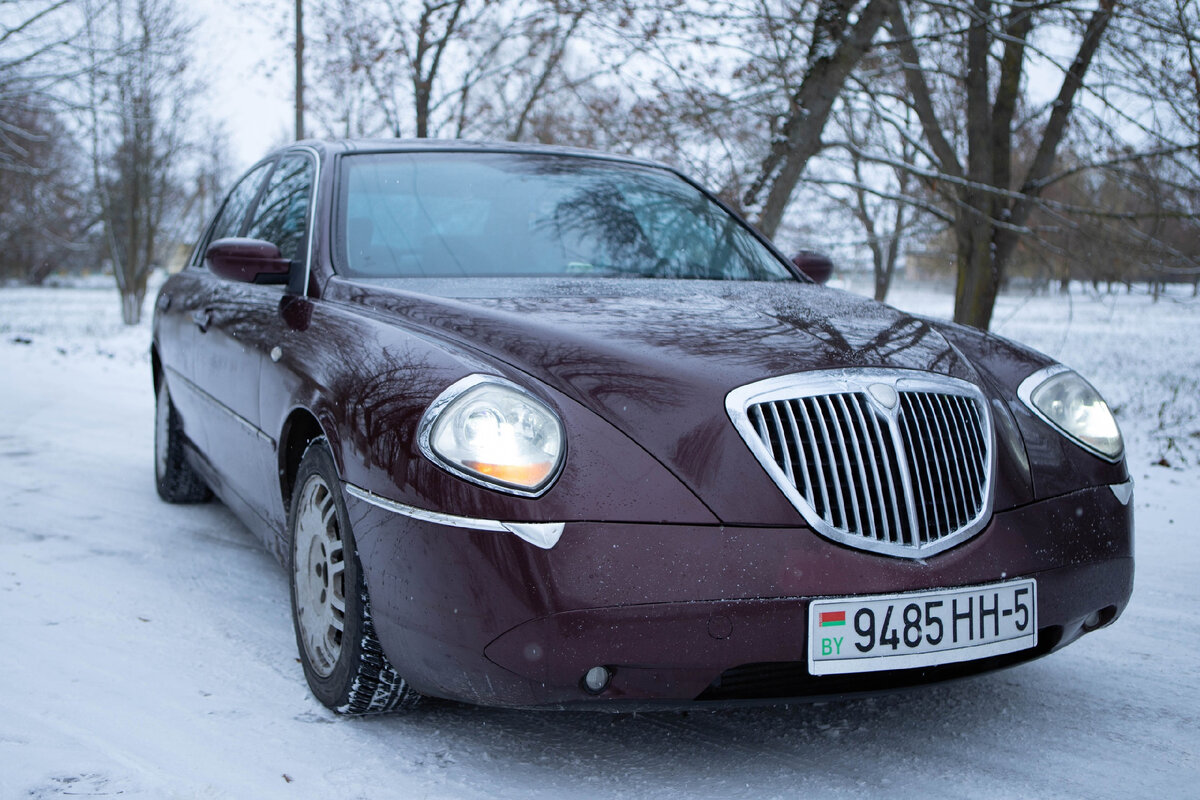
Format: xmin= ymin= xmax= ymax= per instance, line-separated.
xmin=336 ymin=152 xmax=795 ymax=281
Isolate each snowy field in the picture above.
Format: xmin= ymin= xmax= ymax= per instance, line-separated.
xmin=1 ymin=278 xmax=1197 ymax=799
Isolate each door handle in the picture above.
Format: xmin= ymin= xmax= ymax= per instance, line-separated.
xmin=192 ymin=308 xmax=213 ymax=332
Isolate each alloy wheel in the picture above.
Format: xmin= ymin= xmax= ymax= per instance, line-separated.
xmin=292 ymin=474 xmax=347 ymax=678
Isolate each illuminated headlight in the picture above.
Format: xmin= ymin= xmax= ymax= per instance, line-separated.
xmin=419 ymin=375 xmax=565 ymax=495
xmin=1017 ymin=365 xmax=1123 ymax=462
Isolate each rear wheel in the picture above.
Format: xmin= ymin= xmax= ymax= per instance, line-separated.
xmin=154 ymin=379 xmax=211 ymax=503
xmin=289 ymin=438 xmax=421 ymax=714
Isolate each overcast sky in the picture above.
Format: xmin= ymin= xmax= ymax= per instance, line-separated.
xmin=190 ymin=2 xmax=1097 ymax=174
xmin=195 ymin=0 xmax=294 ymax=169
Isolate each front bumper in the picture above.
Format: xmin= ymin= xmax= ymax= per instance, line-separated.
xmin=346 ymin=483 xmax=1133 ymax=709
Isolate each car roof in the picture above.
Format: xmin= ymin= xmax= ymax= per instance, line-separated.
xmin=282 ymin=138 xmax=671 ymax=172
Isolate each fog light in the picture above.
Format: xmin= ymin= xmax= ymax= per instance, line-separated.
xmin=1083 ymin=611 xmax=1103 ymax=630
xmin=583 ymin=665 xmax=611 ymax=693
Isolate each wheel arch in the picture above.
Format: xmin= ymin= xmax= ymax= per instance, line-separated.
xmin=279 ymin=407 xmax=336 ymax=513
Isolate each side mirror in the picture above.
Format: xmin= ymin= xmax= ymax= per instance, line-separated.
xmin=206 ymin=238 xmax=291 ymax=285
xmin=791 ymin=251 xmax=834 ymax=285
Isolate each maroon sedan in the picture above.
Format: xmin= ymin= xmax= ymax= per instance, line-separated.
xmin=152 ymin=140 xmax=1133 ymax=712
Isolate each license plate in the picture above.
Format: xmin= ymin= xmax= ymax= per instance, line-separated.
xmin=808 ymin=579 xmax=1037 ymax=675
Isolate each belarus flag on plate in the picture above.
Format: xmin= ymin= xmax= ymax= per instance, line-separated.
xmin=819 ymin=610 xmax=846 ymax=627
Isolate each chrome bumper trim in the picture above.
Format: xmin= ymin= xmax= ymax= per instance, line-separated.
xmin=343 ymin=484 xmax=564 ymax=549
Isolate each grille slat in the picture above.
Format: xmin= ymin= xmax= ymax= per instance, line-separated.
xmin=767 ymin=402 xmax=796 ymax=488
xmin=900 ymin=393 xmax=937 ymax=541
xmin=920 ymin=393 xmax=957 ymax=530
xmin=829 ymin=395 xmax=865 ymax=537
xmin=919 ymin=393 xmax=955 ymax=537
xmin=939 ymin=394 xmax=973 ymax=523
xmin=961 ymin=396 xmax=988 ymax=494
xmin=738 ymin=375 xmax=992 ymax=557
xmin=870 ymin=400 xmax=904 ymax=541
xmin=782 ymin=400 xmax=811 ymax=502
xmin=798 ymin=398 xmax=833 ymax=525
xmin=814 ymin=397 xmax=848 ymax=529
xmin=847 ymin=395 xmax=885 ymax=541
xmin=863 ymin=400 xmax=905 ymax=544
xmin=750 ymin=405 xmax=770 ymax=450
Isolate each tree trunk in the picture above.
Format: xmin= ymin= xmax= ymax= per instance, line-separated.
xmin=872 ymin=248 xmax=889 ymax=301
xmin=865 ymin=224 xmax=886 ymax=300
xmin=889 ymin=0 xmax=1113 ymax=330
xmin=411 ymin=0 xmax=468 ymax=139
xmin=876 ymin=203 xmax=905 ymax=301
xmin=414 ymin=80 xmax=430 ymax=138
xmin=120 ymin=281 xmax=146 ymax=325
xmin=987 ymin=1 xmax=1116 ymax=313
xmin=952 ymin=201 xmax=1001 ymax=329
xmin=747 ymin=0 xmax=889 ymax=237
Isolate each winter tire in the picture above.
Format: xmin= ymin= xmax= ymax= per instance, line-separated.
xmin=154 ymin=378 xmax=212 ymax=503
xmin=288 ymin=438 xmax=421 ymax=714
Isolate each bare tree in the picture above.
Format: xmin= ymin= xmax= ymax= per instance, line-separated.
xmin=589 ymin=1 xmax=892 ymax=235
xmin=306 ymin=0 xmax=594 ymax=141
xmin=0 ymin=2 xmax=106 ymax=285
xmin=1 ymin=0 xmax=87 ymax=174
xmin=0 ymin=94 xmax=90 ymax=283
xmin=1019 ymin=149 xmax=1200 ymax=294
xmin=84 ymin=0 xmax=194 ymax=324
xmin=881 ymin=0 xmax=1140 ymax=328
xmin=740 ymin=0 xmax=891 ymax=236
xmin=850 ymin=139 xmax=919 ymax=300
xmin=799 ymin=57 xmax=942 ymax=300
xmin=869 ymin=0 xmax=1200 ymax=326
xmin=1083 ymin=0 xmax=1200 ymax=290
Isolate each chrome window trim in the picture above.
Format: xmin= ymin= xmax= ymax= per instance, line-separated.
xmin=343 ymin=483 xmax=564 ymax=549
xmin=287 ymin=145 xmax=322 ymax=297
xmin=726 ymin=368 xmax=996 ymax=559
xmin=1016 ymin=364 xmax=1123 ymax=463
xmin=416 ymin=373 xmax=566 ymax=498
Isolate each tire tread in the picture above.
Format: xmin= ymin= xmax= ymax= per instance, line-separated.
xmin=292 ymin=438 xmax=421 ymax=715
xmin=339 ymin=590 xmax=422 ymax=714
xmin=156 ymin=381 xmax=211 ymax=504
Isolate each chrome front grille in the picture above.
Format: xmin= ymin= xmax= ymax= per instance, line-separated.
xmin=728 ymin=371 xmax=993 ymax=558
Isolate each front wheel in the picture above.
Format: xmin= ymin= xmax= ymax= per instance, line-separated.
xmin=288 ymin=438 xmax=421 ymax=714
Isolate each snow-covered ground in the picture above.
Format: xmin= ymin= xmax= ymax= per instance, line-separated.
xmin=1 ymin=279 xmax=1197 ymax=799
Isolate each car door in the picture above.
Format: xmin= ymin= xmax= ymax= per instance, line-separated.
xmin=193 ymin=152 xmax=317 ymax=530
xmin=159 ymin=160 xmax=274 ymax=463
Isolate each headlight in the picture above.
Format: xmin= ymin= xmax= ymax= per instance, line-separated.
xmin=1017 ymin=365 xmax=1123 ymax=461
xmin=418 ymin=375 xmax=565 ymax=495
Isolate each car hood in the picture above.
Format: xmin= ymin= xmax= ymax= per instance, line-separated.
xmin=334 ymin=277 xmax=984 ymax=523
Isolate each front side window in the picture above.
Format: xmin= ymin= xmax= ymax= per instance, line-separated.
xmin=245 ymin=154 xmax=315 ymax=264
xmin=208 ymin=161 xmax=273 ymax=245
xmin=336 ymin=152 xmax=794 ymax=282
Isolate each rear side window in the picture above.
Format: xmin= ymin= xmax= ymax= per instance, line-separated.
xmin=245 ymin=154 xmax=315 ymax=264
